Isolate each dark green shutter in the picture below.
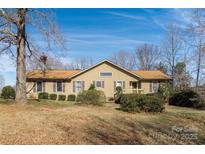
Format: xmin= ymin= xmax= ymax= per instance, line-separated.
xmin=43 ymin=81 xmax=45 ymax=92
xmin=102 ymin=81 xmax=104 ymax=88
xmin=33 ymin=82 xmax=36 ymax=92
xmin=73 ymin=81 xmax=75 ymax=92
xmin=114 ymin=81 xmax=116 ymax=92
xmin=63 ymin=82 xmax=65 ymax=92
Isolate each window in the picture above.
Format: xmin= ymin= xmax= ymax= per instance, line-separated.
xmin=100 ymin=72 xmax=112 ymax=77
xmin=76 ymin=81 xmax=82 ymax=92
xmin=149 ymin=82 xmax=159 ymax=93
xmin=153 ymin=82 xmax=159 ymax=93
xmin=96 ymin=81 xmax=102 ymax=88
xmin=36 ymin=81 xmax=43 ymax=92
xmin=57 ymin=81 xmax=62 ymax=92
xmin=116 ymin=81 xmax=123 ymax=87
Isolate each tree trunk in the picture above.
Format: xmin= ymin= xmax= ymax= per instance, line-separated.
xmin=15 ymin=9 xmax=27 ymax=104
xmin=171 ymin=34 xmax=175 ymax=90
xmin=196 ymin=40 xmax=202 ymax=90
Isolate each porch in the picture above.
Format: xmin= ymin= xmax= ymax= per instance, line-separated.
xmin=123 ymin=81 xmax=144 ymax=94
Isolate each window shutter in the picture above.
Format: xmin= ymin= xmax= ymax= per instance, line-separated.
xmin=93 ymin=81 xmax=95 ymax=87
xmin=102 ymin=81 xmax=104 ymax=88
xmin=73 ymin=81 xmax=75 ymax=92
xmin=149 ymin=82 xmax=153 ymax=92
xmin=53 ymin=82 xmax=56 ymax=92
xmin=123 ymin=81 xmax=125 ymax=89
xmin=82 ymin=81 xmax=85 ymax=90
xmin=33 ymin=82 xmax=36 ymax=92
xmin=43 ymin=81 xmax=45 ymax=92
xmin=114 ymin=81 xmax=116 ymax=92
xmin=63 ymin=82 xmax=65 ymax=92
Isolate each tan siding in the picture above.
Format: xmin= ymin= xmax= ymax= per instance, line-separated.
xmin=27 ymin=63 xmax=166 ymax=99
xmin=70 ymin=63 xmax=138 ymax=97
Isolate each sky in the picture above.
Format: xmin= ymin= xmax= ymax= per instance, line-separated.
xmin=0 ymin=8 xmax=192 ymax=86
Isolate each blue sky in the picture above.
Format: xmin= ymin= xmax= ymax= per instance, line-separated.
xmin=0 ymin=8 xmax=192 ymax=86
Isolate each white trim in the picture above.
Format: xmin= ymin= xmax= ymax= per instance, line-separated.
xmin=68 ymin=60 xmax=143 ymax=79
xmin=116 ymin=80 xmax=123 ymax=88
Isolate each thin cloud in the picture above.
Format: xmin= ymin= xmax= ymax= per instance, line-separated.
xmin=107 ymin=11 xmax=146 ymax=21
xmin=151 ymin=16 xmax=167 ymax=31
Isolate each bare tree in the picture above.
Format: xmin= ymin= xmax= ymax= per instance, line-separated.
xmin=110 ymin=51 xmax=136 ymax=69
xmin=65 ymin=57 xmax=94 ymax=70
xmin=27 ymin=52 xmax=64 ymax=71
xmin=162 ymin=23 xmax=182 ymax=88
xmin=0 ymin=9 xmax=65 ymax=104
xmin=155 ymin=62 xmax=168 ymax=74
xmin=174 ymin=62 xmax=192 ymax=91
xmin=0 ymin=74 xmax=5 ymax=91
xmin=185 ymin=9 xmax=205 ymax=88
xmin=135 ymin=44 xmax=160 ymax=70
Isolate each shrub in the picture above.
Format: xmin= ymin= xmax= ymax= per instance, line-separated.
xmin=49 ymin=94 xmax=57 ymax=100
xmin=88 ymin=84 xmax=95 ymax=90
xmin=158 ymin=82 xmax=174 ymax=102
xmin=58 ymin=94 xmax=66 ymax=101
xmin=76 ymin=90 xmax=106 ymax=105
xmin=114 ymin=86 xmax=123 ymax=104
xmin=38 ymin=92 xmax=49 ymax=99
xmin=67 ymin=94 xmax=76 ymax=101
xmin=169 ymin=89 xmax=201 ymax=108
xmin=120 ymin=94 xmax=165 ymax=113
xmin=1 ymin=86 xmax=15 ymax=99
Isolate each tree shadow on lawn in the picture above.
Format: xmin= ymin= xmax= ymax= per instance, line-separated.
xmin=84 ymin=116 xmax=144 ymax=144
xmin=84 ymin=115 xmax=204 ymax=145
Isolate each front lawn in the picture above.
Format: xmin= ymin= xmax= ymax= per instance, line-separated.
xmin=0 ymin=100 xmax=204 ymax=144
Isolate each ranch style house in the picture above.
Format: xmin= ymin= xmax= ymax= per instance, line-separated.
xmin=26 ymin=60 xmax=170 ymax=99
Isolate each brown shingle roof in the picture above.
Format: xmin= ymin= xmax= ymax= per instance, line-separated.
xmin=27 ymin=69 xmax=81 ymax=79
xmin=130 ymin=70 xmax=170 ymax=80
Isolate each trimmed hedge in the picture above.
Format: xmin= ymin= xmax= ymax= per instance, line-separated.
xmin=120 ymin=94 xmax=165 ymax=113
xmin=169 ymin=90 xmax=202 ymax=108
xmin=1 ymin=86 xmax=15 ymax=99
xmin=49 ymin=94 xmax=57 ymax=100
xmin=67 ymin=94 xmax=76 ymax=101
xmin=76 ymin=90 xmax=106 ymax=105
xmin=38 ymin=92 xmax=48 ymax=99
xmin=58 ymin=94 xmax=66 ymax=101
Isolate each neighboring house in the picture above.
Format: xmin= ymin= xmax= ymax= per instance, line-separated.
xmin=26 ymin=60 xmax=170 ymax=99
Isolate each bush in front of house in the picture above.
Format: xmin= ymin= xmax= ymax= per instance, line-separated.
xmin=88 ymin=84 xmax=95 ymax=90
xmin=38 ymin=92 xmax=49 ymax=99
xmin=114 ymin=86 xmax=123 ymax=104
xmin=49 ymin=94 xmax=57 ymax=100
xmin=58 ymin=94 xmax=66 ymax=101
xmin=1 ymin=86 xmax=15 ymax=99
xmin=169 ymin=89 xmax=202 ymax=108
xmin=76 ymin=89 xmax=106 ymax=105
xmin=67 ymin=94 xmax=76 ymax=101
xmin=120 ymin=94 xmax=165 ymax=113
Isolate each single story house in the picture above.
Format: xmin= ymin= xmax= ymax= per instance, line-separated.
xmin=26 ymin=60 xmax=170 ymax=99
